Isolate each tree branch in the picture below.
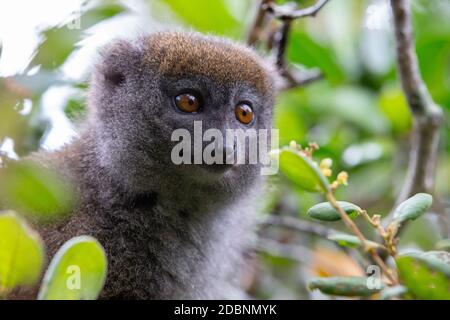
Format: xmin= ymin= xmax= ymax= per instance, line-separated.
xmin=247 ymin=0 xmax=331 ymax=90
xmin=247 ymin=0 xmax=272 ymax=46
xmin=264 ymin=0 xmax=330 ymax=20
xmin=389 ymin=0 xmax=444 ymax=207
xmin=326 ymin=191 xmax=398 ymax=285
xmin=262 ymin=214 xmax=333 ymax=238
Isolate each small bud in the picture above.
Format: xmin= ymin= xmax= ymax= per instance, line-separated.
xmin=330 ymin=181 xmax=339 ymax=190
xmin=320 ymin=158 xmax=333 ymax=169
xmin=289 ymin=140 xmax=298 ymax=149
xmin=321 ymin=168 xmax=332 ymax=177
xmin=337 ymin=171 xmax=349 ymax=186
xmin=372 ymin=214 xmax=381 ymax=223
xmin=308 ymin=142 xmax=319 ymax=151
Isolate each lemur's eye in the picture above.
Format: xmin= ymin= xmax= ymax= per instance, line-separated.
xmin=235 ymin=102 xmax=254 ymax=125
xmin=175 ymin=92 xmax=201 ymax=113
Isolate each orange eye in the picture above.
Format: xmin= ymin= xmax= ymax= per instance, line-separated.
xmin=175 ymin=93 xmax=201 ymax=113
xmin=235 ymin=102 xmax=254 ymax=125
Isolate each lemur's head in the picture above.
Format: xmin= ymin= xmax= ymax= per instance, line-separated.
xmin=89 ymin=31 xmax=278 ymax=193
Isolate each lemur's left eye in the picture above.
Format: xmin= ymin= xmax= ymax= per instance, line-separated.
xmin=235 ymin=102 xmax=254 ymax=125
xmin=175 ymin=92 xmax=201 ymax=113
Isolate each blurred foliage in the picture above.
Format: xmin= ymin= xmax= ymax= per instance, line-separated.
xmin=274 ymin=142 xmax=448 ymax=299
xmin=0 ymin=211 xmax=44 ymax=294
xmin=0 ymin=212 xmax=107 ymax=299
xmin=0 ymin=0 xmax=449 ymax=299
xmin=0 ymin=161 xmax=74 ymax=221
xmin=30 ymin=3 xmax=125 ymax=70
xmin=38 ymin=236 xmax=107 ymax=300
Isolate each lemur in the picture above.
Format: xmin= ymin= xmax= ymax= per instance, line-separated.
xmin=11 ymin=31 xmax=279 ymax=299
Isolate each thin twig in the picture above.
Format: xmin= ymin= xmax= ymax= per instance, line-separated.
xmin=273 ymin=19 xmax=292 ymax=69
xmin=247 ymin=0 xmax=331 ymax=89
xmin=262 ymin=214 xmax=333 ymax=238
xmin=262 ymin=213 xmax=373 ymax=270
xmin=264 ymin=0 xmax=330 ymax=20
xmin=385 ymin=0 xmax=444 ymax=227
xmin=360 ymin=210 xmax=397 ymax=256
xmin=247 ymin=0 xmax=273 ymax=45
xmin=326 ymin=191 xmax=398 ymax=285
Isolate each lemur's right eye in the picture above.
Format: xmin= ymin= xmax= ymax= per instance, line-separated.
xmin=235 ymin=102 xmax=254 ymax=125
xmin=174 ymin=92 xmax=202 ymax=113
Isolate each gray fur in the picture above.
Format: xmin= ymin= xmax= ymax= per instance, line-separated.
xmin=14 ymin=31 xmax=277 ymax=299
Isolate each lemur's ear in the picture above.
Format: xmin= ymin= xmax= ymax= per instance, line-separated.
xmin=95 ymin=39 xmax=143 ymax=88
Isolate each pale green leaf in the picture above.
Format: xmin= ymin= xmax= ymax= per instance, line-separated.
xmin=393 ymin=193 xmax=433 ymax=224
xmin=308 ymin=276 xmax=383 ymax=297
xmin=0 ymin=211 xmax=44 ymax=291
xmin=307 ymin=201 xmax=359 ymax=222
xmin=277 ymin=148 xmax=330 ymax=193
xmin=38 ymin=236 xmax=107 ymax=300
xmin=327 ymin=233 xmax=380 ymax=249
xmin=396 ymin=251 xmax=450 ymax=300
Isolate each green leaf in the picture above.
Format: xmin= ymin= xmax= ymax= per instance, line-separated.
xmin=308 ymin=276 xmax=383 ymax=297
xmin=307 ymin=201 xmax=359 ymax=222
xmin=161 ymin=0 xmax=242 ymax=38
xmin=379 ymin=285 xmax=408 ymax=300
xmin=396 ymin=251 xmax=450 ymax=300
xmin=30 ymin=3 xmax=125 ymax=70
xmin=327 ymin=233 xmax=380 ymax=249
xmin=277 ymin=148 xmax=330 ymax=193
xmin=379 ymin=85 xmax=412 ymax=134
xmin=38 ymin=236 xmax=107 ymax=300
xmin=0 ymin=161 xmax=74 ymax=221
xmin=0 ymin=79 xmax=28 ymax=140
xmin=287 ymin=30 xmax=345 ymax=84
xmin=392 ymin=193 xmax=433 ymax=224
xmin=0 ymin=211 xmax=44 ymax=291
xmin=64 ymin=97 xmax=86 ymax=122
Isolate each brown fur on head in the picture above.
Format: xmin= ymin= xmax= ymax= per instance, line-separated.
xmin=88 ymin=31 xmax=279 ymax=194
xmin=143 ymin=32 xmax=276 ymax=94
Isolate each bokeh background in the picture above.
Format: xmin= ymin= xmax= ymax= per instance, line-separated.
xmin=0 ymin=0 xmax=449 ymax=299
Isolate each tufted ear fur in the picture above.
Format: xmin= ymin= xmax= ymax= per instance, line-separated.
xmin=87 ymin=39 xmax=145 ymax=118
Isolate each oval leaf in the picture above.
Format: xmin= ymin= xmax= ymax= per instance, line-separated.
xmin=396 ymin=251 xmax=450 ymax=300
xmin=307 ymin=201 xmax=359 ymax=222
xmin=278 ymin=148 xmax=330 ymax=193
xmin=327 ymin=233 xmax=380 ymax=249
xmin=38 ymin=236 xmax=107 ymax=300
xmin=0 ymin=210 xmax=44 ymax=291
xmin=392 ymin=193 xmax=433 ymax=224
xmin=308 ymin=276 xmax=383 ymax=297
xmin=379 ymin=285 xmax=408 ymax=300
